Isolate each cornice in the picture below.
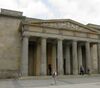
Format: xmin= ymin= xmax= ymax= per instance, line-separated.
xmin=23 ymin=23 xmax=100 ymax=35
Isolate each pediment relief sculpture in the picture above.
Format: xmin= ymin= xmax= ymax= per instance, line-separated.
xmin=31 ymin=19 xmax=98 ymax=34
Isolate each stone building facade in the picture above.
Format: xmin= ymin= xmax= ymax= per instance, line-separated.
xmin=0 ymin=9 xmax=100 ymax=78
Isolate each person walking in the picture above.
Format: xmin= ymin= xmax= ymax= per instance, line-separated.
xmin=80 ymin=66 xmax=84 ymax=75
xmin=52 ymin=71 xmax=57 ymax=85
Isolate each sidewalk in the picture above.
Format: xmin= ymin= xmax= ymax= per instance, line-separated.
xmin=35 ymin=82 xmax=100 ymax=88
xmin=0 ymin=74 xmax=100 ymax=88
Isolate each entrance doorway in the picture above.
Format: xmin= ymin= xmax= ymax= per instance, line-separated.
xmin=28 ymin=41 xmax=40 ymax=76
xmin=28 ymin=41 xmax=36 ymax=76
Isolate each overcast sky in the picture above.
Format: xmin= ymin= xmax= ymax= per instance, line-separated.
xmin=0 ymin=0 xmax=100 ymax=24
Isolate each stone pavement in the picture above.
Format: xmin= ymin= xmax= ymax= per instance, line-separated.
xmin=0 ymin=75 xmax=100 ymax=88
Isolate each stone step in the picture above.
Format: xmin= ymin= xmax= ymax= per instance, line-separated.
xmin=18 ymin=74 xmax=100 ymax=80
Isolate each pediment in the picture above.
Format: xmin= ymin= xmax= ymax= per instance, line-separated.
xmin=32 ymin=19 xmax=98 ymax=33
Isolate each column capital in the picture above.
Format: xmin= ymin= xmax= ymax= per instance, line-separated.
xmin=22 ymin=32 xmax=30 ymax=38
xmin=22 ymin=35 xmax=29 ymax=38
xmin=85 ymin=41 xmax=90 ymax=43
xmin=41 ymin=37 xmax=47 ymax=39
xmin=72 ymin=40 xmax=77 ymax=42
xmin=57 ymin=38 xmax=63 ymax=41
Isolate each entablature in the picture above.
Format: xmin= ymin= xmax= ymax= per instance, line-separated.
xmin=22 ymin=23 xmax=99 ymax=40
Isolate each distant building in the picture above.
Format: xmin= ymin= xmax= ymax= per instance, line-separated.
xmin=0 ymin=9 xmax=100 ymax=78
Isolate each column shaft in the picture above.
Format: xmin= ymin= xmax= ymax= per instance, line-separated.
xmin=57 ymin=39 xmax=64 ymax=75
xmin=86 ymin=42 xmax=91 ymax=73
xmin=40 ymin=38 xmax=47 ymax=75
xmin=52 ymin=43 xmax=57 ymax=73
xmin=72 ymin=41 xmax=78 ymax=75
xmin=65 ymin=45 xmax=70 ymax=75
xmin=21 ymin=36 xmax=29 ymax=76
xmin=98 ymin=43 xmax=100 ymax=73
xmin=36 ymin=41 xmax=41 ymax=76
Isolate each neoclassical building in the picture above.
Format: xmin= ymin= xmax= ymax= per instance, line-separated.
xmin=0 ymin=9 xmax=100 ymax=78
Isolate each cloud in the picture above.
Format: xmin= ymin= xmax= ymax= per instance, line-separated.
xmin=0 ymin=0 xmax=55 ymax=19
xmin=21 ymin=0 xmax=55 ymax=19
xmin=0 ymin=0 xmax=100 ymax=24
xmin=48 ymin=0 xmax=100 ymax=24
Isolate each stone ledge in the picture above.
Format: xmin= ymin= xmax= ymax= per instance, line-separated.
xmin=18 ymin=74 xmax=100 ymax=80
xmin=0 ymin=8 xmax=25 ymax=19
xmin=0 ymin=8 xmax=22 ymax=16
xmin=0 ymin=70 xmax=20 ymax=79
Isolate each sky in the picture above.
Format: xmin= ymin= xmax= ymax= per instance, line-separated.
xmin=0 ymin=0 xmax=100 ymax=25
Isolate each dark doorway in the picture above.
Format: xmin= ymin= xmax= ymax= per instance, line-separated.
xmin=47 ymin=43 xmax=52 ymax=75
xmin=28 ymin=41 xmax=36 ymax=76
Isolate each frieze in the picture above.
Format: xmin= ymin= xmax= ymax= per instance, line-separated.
xmin=39 ymin=22 xmax=92 ymax=33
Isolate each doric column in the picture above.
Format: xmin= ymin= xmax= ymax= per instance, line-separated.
xmin=52 ymin=43 xmax=57 ymax=73
xmin=97 ymin=43 xmax=100 ymax=73
xmin=90 ymin=44 xmax=94 ymax=73
xmin=72 ymin=40 xmax=78 ymax=75
xmin=40 ymin=38 xmax=47 ymax=75
xmin=21 ymin=36 xmax=29 ymax=76
xmin=65 ymin=44 xmax=71 ymax=75
xmin=78 ymin=45 xmax=82 ymax=73
xmin=85 ymin=42 xmax=91 ymax=73
xmin=57 ymin=39 xmax=64 ymax=75
xmin=36 ymin=40 xmax=41 ymax=76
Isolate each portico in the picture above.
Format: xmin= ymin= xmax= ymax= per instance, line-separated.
xmin=20 ymin=19 xmax=100 ymax=76
xmin=1 ymin=8 xmax=100 ymax=78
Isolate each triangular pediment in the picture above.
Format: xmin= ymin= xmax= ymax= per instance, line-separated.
xmin=32 ymin=19 xmax=98 ymax=33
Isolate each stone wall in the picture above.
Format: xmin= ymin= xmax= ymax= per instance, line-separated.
xmin=0 ymin=15 xmax=22 ymax=78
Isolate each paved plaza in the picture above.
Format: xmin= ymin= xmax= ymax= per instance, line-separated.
xmin=0 ymin=75 xmax=100 ymax=88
